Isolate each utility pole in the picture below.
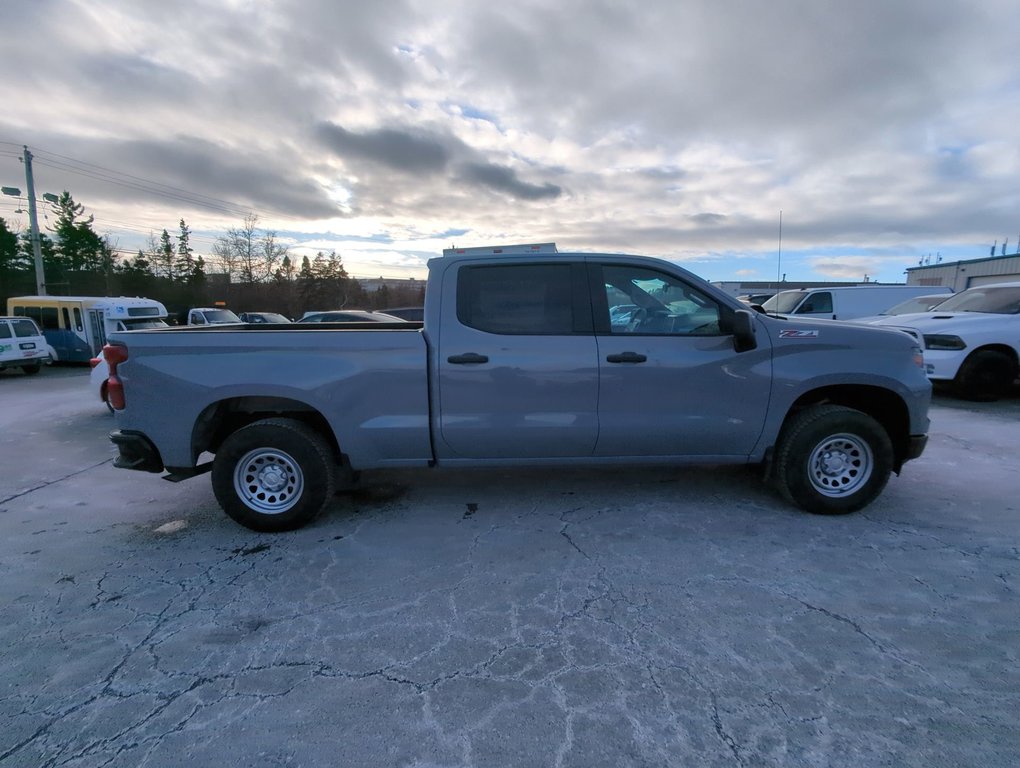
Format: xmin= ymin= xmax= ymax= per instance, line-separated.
xmin=23 ymin=145 xmax=46 ymax=295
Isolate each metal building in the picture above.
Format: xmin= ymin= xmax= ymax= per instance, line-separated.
xmin=906 ymin=253 xmax=1020 ymax=291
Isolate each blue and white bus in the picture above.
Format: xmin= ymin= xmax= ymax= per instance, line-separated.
xmin=5 ymin=295 xmax=168 ymax=363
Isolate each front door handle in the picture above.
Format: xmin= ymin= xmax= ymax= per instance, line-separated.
xmin=447 ymin=352 xmax=489 ymax=364
xmin=606 ymin=352 xmax=647 ymax=364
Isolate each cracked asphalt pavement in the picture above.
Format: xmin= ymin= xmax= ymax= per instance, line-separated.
xmin=1 ymin=367 xmax=1018 ymax=767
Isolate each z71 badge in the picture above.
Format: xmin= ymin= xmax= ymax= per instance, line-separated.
xmin=778 ymin=329 xmax=819 ymax=338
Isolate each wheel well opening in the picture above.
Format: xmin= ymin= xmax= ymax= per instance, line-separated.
xmin=785 ymin=385 xmax=911 ymax=470
xmin=964 ymin=344 xmax=1018 ymax=370
xmin=192 ymin=397 xmax=343 ymax=465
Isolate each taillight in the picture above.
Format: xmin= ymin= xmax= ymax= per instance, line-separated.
xmin=103 ymin=343 xmax=128 ymax=410
xmin=89 ymin=356 xmax=101 ymax=369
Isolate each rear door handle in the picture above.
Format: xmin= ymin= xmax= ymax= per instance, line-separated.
xmin=606 ymin=352 xmax=647 ymax=364
xmin=447 ymin=352 xmax=489 ymax=364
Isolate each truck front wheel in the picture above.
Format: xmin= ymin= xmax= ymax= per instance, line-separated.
xmin=212 ymin=418 xmax=336 ymax=532
xmin=774 ymin=405 xmax=893 ymax=515
xmin=952 ymin=350 xmax=1016 ymax=402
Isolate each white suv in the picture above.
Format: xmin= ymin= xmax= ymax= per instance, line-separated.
xmin=0 ymin=316 xmax=53 ymax=375
xmin=871 ymin=282 xmax=1020 ymax=401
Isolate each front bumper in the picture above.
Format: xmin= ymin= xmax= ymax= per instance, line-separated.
xmin=110 ymin=430 xmax=165 ymax=473
xmin=906 ymin=434 xmax=928 ymax=461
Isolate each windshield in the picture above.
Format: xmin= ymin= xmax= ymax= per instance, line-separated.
xmin=761 ymin=291 xmax=806 ymax=314
xmin=244 ymin=312 xmax=291 ymax=323
xmin=881 ymin=295 xmax=948 ymax=315
xmin=932 ymin=286 xmax=1020 ymax=314
xmin=205 ymin=309 xmax=242 ymax=323
xmin=121 ymin=319 xmax=169 ymax=330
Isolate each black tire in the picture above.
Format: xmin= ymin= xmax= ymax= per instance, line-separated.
xmin=774 ymin=405 xmax=893 ymax=515
xmin=21 ymin=364 xmax=41 ymax=375
xmin=952 ymin=350 xmax=1016 ymax=402
xmin=211 ymin=418 xmax=337 ymax=532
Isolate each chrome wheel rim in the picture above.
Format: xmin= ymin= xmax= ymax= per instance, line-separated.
xmin=807 ymin=433 xmax=873 ymax=497
xmin=233 ymin=447 xmax=303 ymax=514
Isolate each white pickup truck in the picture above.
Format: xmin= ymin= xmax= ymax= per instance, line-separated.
xmin=871 ymin=281 xmax=1020 ymax=400
xmin=106 ymin=250 xmax=933 ymax=532
xmin=187 ymin=307 xmax=243 ymax=325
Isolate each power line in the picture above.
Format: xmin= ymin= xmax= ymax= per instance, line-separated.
xmin=6 ymin=141 xmax=306 ymax=223
xmin=27 ymin=145 xmax=304 ymax=221
xmin=31 ymin=156 xmax=256 ymax=218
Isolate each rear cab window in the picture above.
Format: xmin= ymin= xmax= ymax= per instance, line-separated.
xmin=456 ymin=263 xmax=592 ymax=335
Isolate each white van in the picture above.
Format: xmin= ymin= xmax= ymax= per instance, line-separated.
xmin=0 ymin=316 xmax=53 ymax=375
xmin=761 ymin=285 xmax=952 ymax=321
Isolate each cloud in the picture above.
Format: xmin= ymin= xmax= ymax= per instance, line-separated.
xmin=316 ymin=124 xmax=451 ymax=173
xmin=457 ymin=162 xmax=561 ymax=200
xmin=2 ymin=0 xmax=1020 ymax=282
xmin=315 ymin=121 xmax=562 ymax=202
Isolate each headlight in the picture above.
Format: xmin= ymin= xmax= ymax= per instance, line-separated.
xmin=923 ymin=334 xmax=966 ymax=351
xmin=911 ymin=346 xmax=924 ymax=368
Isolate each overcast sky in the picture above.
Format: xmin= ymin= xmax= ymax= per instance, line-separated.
xmin=2 ymin=0 xmax=1019 ymax=284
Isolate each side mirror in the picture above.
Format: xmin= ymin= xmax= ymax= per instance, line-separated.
xmin=732 ymin=309 xmax=757 ymax=352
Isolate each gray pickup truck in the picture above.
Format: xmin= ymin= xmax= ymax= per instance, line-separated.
xmin=108 ymin=251 xmax=931 ymax=531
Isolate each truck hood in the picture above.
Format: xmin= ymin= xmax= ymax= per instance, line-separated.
xmin=761 ymin=314 xmax=922 ymax=352
xmin=869 ymin=311 xmax=1018 ymax=333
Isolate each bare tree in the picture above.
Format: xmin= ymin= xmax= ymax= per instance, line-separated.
xmin=257 ymin=230 xmax=287 ymax=283
xmin=213 ymin=214 xmax=286 ymax=285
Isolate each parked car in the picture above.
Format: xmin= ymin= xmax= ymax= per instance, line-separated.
xmin=298 ymin=310 xmax=406 ymax=323
xmin=378 ymin=306 xmax=424 ymax=321
xmin=870 ymin=281 xmax=1020 ymax=401
xmin=0 ymin=316 xmax=52 ymax=375
xmin=609 ymin=304 xmax=641 ymax=327
xmin=852 ymin=293 xmax=953 ymax=324
xmin=90 ymin=318 xmax=169 ymax=411
xmin=238 ymin=312 xmax=292 ymax=324
xmin=737 ymin=292 xmax=776 ymax=306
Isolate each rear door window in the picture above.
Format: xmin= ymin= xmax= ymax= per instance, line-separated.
xmin=457 ymin=263 xmax=589 ymax=335
xmin=12 ymin=319 xmax=41 ymax=337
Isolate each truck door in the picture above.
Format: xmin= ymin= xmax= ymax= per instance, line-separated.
xmin=792 ymin=290 xmax=835 ymax=320
xmin=592 ymin=263 xmax=772 ymax=457
xmin=436 ymin=262 xmax=599 ymax=459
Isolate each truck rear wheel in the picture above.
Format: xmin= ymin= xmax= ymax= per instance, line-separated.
xmin=774 ymin=405 xmax=893 ymax=515
xmin=21 ymin=363 xmax=41 ymax=375
xmin=212 ymin=418 xmax=336 ymax=532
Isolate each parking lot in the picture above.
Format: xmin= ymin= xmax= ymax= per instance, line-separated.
xmin=1 ymin=366 xmax=1018 ymax=767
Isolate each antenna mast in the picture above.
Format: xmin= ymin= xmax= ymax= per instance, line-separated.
xmin=776 ymin=210 xmax=783 ymax=287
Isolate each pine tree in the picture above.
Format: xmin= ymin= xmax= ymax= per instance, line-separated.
xmin=0 ymin=217 xmax=31 ymax=295
xmin=175 ymin=219 xmax=195 ymax=280
xmin=155 ymin=229 xmax=175 ymax=281
xmin=50 ymin=191 xmax=105 ymax=273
